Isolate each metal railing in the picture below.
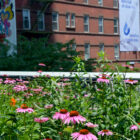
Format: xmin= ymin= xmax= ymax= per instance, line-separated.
xmin=0 ymin=71 xmax=140 ymax=80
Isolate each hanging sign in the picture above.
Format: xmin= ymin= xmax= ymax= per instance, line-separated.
xmin=119 ymin=0 xmax=140 ymax=51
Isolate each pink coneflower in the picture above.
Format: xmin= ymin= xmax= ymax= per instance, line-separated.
xmin=34 ymin=117 xmax=49 ymax=123
xmin=57 ymin=82 xmax=71 ymax=87
xmin=23 ymin=81 xmax=29 ymax=84
xmin=71 ymin=129 xmax=98 ymax=140
xmin=24 ymin=93 xmax=33 ymax=98
xmin=84 ymin=94 xmax=89 ymax=97
xmin=16 ymin=104 xmax=34 ymax=113
xmin=45 ymin=75 xmax=50 ymax=78
xmin=43 ymin=139 xmax=52 ymax=140
xmin=42 ymin=92 xmax=51 ymax=96
xmin=97 ymin=76 xmax=109 ymax=83
xmin=124 ymin=79 xmax=138 ymax=84
xmin=16 ymin=79 xmax=23 ymax=82
xmin=85 ymin=122 xmax=98 ymax=128
xmin=32 ymin=88 xmax=42 ymax=93
xmin=97 ymin=88 xmax=101 ymax=91
xmin=2 ymin=74 xmax=8 ymax=77
xmin=0 ymin=78 xmax=3 ymax=83
xmin=99 ymin=74 xmax=111 ymax=78
xmin=44 ymin=104 xmax=53 ymax=109
xmin=53 ymin=109 xmax=69 ymax=120
xmin=4 ymin=78 xmax=16 ymax=84
xmin=122 ymin=64 xmax=133 ymax=69
xmin=38 ymin=70 xmax=42 ymax=73
xmin=64 ymin=111 xmax=86 ymax=124
xmin=98 ymin=129 xmax=113 ymax=136
xmin=130 ymin=123 xmax=140 ymax=131
xmin=38 ymin=63 xmax=46 ymax=66
xmin=13 ymin=84 xmax=28 ymax=92
xmin=62 ymin=78 xmax=70 ymax=82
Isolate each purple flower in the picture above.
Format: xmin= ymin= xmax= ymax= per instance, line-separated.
xmin=64 ymin=111 xmax=86 ymax=124
xmin=53 ymin=109 xmax=69 ymax=120
xmin=124 ymin=79 xmax=138 ymax=84
xmin=130 ymin=123 xmax=140 ymax=131
xmin=97 ymin=77 xmax=109 ymax=83
xmin=13 ymin=84 xmax=28 ymax=92
xmin=44 ymin=104 xmax=53 ymax=109
xmin=85 ymin=122 xmax=98 ymax=128
xmin=122 ymin=64 xmax=133 ymax=69
xmin=38 ymin=63 xmax=46 ymax=66
xmin=16 ymin=104 xmax=34 ymax=113
xmin=34 ymin=117 xmax=49 ymax=123
xmin=4 ymin=78 xmax=16 ymax=84
xmin=71 ymin=129 xmax=98 ymax=140
xmin=98 ymin=130 xmax=113 ymax=136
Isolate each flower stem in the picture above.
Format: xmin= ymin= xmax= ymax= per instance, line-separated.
xmin=40 ymin=123 xmax=42 ymax=140
xmin=129 ymin=85 xmax=132 ymax=114
xmin=24 ymin=113 xmax=26 ymax=130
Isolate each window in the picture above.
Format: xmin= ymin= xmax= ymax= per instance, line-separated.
xmin=71 ymin=14 xmax=75 ymax=27
xmin=85 ymin=43 xmax=90 ymax=60
xmin=113 ymin=0 xmax=118 ymax=8
xmin=99 ymin=43 xmax=104 ymax=52
xmin=114 ymin=44 xmax=119 ymax=59
xmin=72 ymin=43 xmax=76 ymax=50
xmin=66 ymin=13 xmax=75 ymax=28
xmin=23 ymin=9 xmax=30 ymax=29
xmin=66 ymin=13 xmax=70 ymax=27
xmin=37 ymin=11 xmax=45 ymax=31
xmin=84 ymin=15 xmax=89 ymax=32
xmin=98 ymin=0 xmax=103 ymax=6
xmin=67 ymin=43 xmax=76 ymax=50
xmin=98 ymin=17 xmax=103 ymax=33
xmin=114 ymin=18 xmax=118 ymax=34
xmin=67 ymin=43 xmax=76 ymax=57
xmin=83 ymin=0 xmax=88 ymax=4
xmin=52 ymin=12 xmax=59 ymax=31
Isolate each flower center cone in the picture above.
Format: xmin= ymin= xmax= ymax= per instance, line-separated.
xmin=70 ymin=111 xmax=79 ymax=117
xmin=80 ymin=129 xmax=89 ymax=134
xmin=60 ymin=109 xmax=68 ymax=114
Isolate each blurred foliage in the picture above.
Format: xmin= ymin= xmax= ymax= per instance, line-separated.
xmin=0 ymin=36 xmax=95 ymax=71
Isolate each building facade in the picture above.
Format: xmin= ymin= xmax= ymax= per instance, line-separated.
xmin=15 ymin=0 xmax=140 ymax=68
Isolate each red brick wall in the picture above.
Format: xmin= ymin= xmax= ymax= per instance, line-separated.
xmin=15 ymin=0 xmax=140 ymax=68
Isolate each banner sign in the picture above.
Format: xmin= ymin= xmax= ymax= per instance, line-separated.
xmin=119 ymin=0 xmax=140 ymax=51
xmin=0 ymin=0 xmax=17 ymax=51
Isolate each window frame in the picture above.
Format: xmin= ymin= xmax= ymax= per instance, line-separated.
xmin=66 ymin=13 xmax=70 ymax=27
xmin=85 ymin=43 xmax=90 ymax=60
xmin=114 ymin=18 xmax=118 ymax=34
xmin=114 ymin=44 xmax=119 ymax=59
xmin=98 ymin=0 xmax=103 ymax=6
xmin=84 ymin=15 xmax=89 ymax=33
xmin=71 ymin=13 xmax=75 ymax=28
xmin=83 ymin=0 xmax=88 ymax=4
xmin=22 ymin=9 xmax=31 ymax=30
xmin=72 ymin=43 xmax=76 ymax=50
xmin=98 ymin=16 xmax=104 ymax=33
xmin=113 ymin=0 xmax=118 ymax=8
xmin=37 ymin=11 xmax=45 ymax=31
xmin=99 ymin=43 xmax=104 ymax=52
xmin=52 ymin=11 xmax=59 ymax=31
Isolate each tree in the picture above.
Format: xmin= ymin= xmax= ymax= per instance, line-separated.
xmin=0 ymin=36 xmax=95 ymax=71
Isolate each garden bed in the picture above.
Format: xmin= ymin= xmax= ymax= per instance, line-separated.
xmin=0 ymin=70 xmax=140 ymax=140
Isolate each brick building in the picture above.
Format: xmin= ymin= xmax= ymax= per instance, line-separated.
xmin=15 ymin=0 xmax=140 ymax=68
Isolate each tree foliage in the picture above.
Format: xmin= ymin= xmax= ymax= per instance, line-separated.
xmin=0 ymin=36 xmax=95 ymax=71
